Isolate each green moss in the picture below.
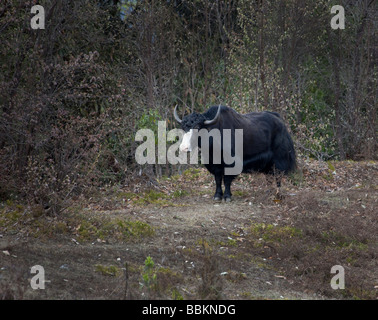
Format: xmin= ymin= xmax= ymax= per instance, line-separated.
xmin=114 ymin=219 xmax=155 ymax=240
xmin=171 ymin=288 xmax=184 ymax=300
xmin=0 ymin=202 xmax=24 ymax=228
xmin=183 ymin=168 xmax=201 ymax=180
xmin=195 ymin=238 xmax=212 ymax=248
xmin=322 ymin=173 xmax=334 ymax=181
xmin=116 ymin=191 xmax=137 ymax=200
xmin=327 ymin=160 xmax=336 ymax=172
xmin=0 ymin=201 xmax=73 ymax=238
xmin=170 ymin=174 xmax=181 ymax=181
xmin=229 ymin=231 xmax=240 ymax=237
xmin=78 ymin=220 xmax=99 ymax=240
xmin=322 ymin=160 xmax=336 ymax=181
xmin=123 ymin=187 xmax=190 ymax=207
xmin=172 ymin=189 xmax=189 ymax=198
xmin=227 ymin=238 xmax=237 ymax=246
xmin=320 ymin=231 xmax=368 ymax=250
xmin=133 ymin=189 xmax=178 ymax=207
xmin=232 ymin=190 xmax=249 ymax=197
xmin=145 ymin=190 xmax=167 ymax=201
xmin=53 ymin=222 xmax=69 ymax=234
xmin=223 ymin=270 xmax=248 ymax=283
xmin=0 ymin=210 xmax=21 ymax=227
xmin=240 ymin=291 xmax=254 ymax=299
xmin=346 ymin=287 xmax=377 ymax=300
xmin=157 ymin=267 xmax=183 ymax=282
xmin=249 ymin=223 xmax=302 ymax=244
xmin=95 ymin=264 xmax=121 ymax=277
xmin=68 ymin=212 xmax=155 ymax=242
xmin=0 ymin=200 xmax=155 ymax=242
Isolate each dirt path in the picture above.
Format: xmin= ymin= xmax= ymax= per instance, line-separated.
xmin=0 ymin=198 xmax=322 ymax=300
xmin=1 ymin=161 xmax=377 ymax=300
xmin=136 ymin=197 xmax=327 ymax=300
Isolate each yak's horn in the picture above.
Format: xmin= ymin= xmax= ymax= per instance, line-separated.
xmin=204 ymin=105 xmax=221 ymax=125
xmin=174 ymin=104 xmax=182 ymax=123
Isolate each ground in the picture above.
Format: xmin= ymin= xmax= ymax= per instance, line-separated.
xmin=0 ymin=159 xmax=377 ymax=300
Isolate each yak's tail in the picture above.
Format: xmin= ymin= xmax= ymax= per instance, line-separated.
xmin=273 ymin=126 xmax=297 ymax=175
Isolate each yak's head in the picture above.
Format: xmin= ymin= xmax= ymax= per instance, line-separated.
xmin=174 ymin=105 xmax=221 ymax=152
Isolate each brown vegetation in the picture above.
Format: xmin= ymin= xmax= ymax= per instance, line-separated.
xmin=0 ymin=160 xmax=376 ymax=300
xmin=0 ymin=0 xmax=377 ymax=216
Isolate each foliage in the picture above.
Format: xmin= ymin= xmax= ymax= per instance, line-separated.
xmin=141 ymin=256 xmax=157 ymax=294
xmin=0 ymin=0 xmax=376 ymax=212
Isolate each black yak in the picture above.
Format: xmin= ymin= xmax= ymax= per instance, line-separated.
xmin=174 ymin=105 xmax=296 ymax=201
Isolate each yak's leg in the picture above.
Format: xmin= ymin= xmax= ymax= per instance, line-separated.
xmin=213 ymin=172 xmax=223 ymax=201
xmin=223 ymin=175 xmax=234 ymax=202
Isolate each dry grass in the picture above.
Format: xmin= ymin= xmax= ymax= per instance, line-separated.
xmin=0 ymin=160 xmax=377 ymax=300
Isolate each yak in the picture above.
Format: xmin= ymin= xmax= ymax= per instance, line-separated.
xmin=174 ymin=105 xmax=296 ymax=201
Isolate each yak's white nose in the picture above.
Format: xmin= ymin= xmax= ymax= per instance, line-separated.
xmin=180 ymin=130 xmax=194 ymax=152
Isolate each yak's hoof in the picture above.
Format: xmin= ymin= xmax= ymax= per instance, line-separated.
xmin=224 ymin=197 xmax=232 ymax=202
xmin=213 ymin=196 xmax=222 ymax=202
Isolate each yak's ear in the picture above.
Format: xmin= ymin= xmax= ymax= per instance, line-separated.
xmin=193 ymin=122 xmax=201 ymax=130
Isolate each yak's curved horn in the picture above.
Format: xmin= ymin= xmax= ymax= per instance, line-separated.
xmin=204 ymin=105 xmax=222 ymax=125
xmin=174 ymin=104 xmax=182 ymax=123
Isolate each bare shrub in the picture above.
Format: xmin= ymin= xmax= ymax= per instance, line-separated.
xmin=197 ymin=241 xmax=224 ymax=300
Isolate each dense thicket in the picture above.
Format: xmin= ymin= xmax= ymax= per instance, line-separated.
xmin=0 ymin=0 xmax=376 ymax=212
